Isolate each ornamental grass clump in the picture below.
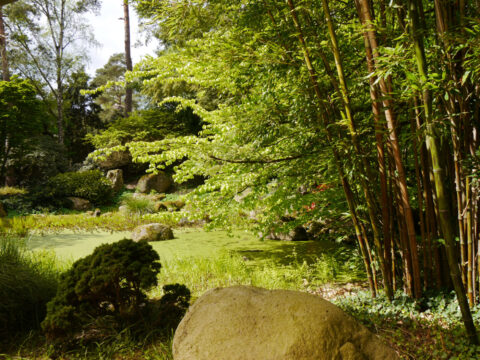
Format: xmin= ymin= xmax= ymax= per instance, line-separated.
xmin=0 ymin=236 xmax=59 ymax=338
xmin=120 ymin=193 xmax=156 ymax=215
xmin=42 ymin=239 xmax=162 ymax=341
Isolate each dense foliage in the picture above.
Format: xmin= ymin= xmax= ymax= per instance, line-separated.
xmin=0 ymin=77 xmax=43 ymax=181
xmin=42 ymin=239 xmax=161 ymax=340
xmin=7 ymin=135 xmax=69 ymax=187
xmin=88 ymin=107 xmax=202 ymax=149
xmin=41 ymin=170 xmax=114 ymax=206
xmin=124 ymin=0 xmax=480 ymax=341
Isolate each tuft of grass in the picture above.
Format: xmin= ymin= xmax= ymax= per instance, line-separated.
xmin=120 ymin=193 xmax=156 ymax=215
xmin=0 ymin=236 xmax=61 ymax=339
xmin=8 ymin=212 xmax=179 ymax=233
xmin=0 ymin=217 xmax=30 ymax=237
xmin=152 ymin=250 xmax=365 ymax=299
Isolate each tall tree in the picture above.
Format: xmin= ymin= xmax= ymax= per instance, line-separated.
xmin=91 ymin=53 xmax=129 ymax=123
xmin=4 ymin=0 xmax=98 ymax=144
xmin=0 ymin=0 xmax=18 ymax=81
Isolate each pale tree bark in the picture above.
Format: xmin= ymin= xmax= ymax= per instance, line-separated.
xmin=0 ymin=6 xmax=9 ymax=81
xmin=124 ymin=0 xmax=133 ymax=116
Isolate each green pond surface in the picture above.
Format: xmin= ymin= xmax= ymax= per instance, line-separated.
xmin=27 ymin=228 xmax=336 ymax=266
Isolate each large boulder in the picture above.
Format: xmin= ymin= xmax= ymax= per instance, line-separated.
xmin=106 ymin=169 xmax=124 ymax=193
xmin=67 ymin=197 xmax=92 ymax=211
xmin=137 ymin=172 xmax=172 ymax=194
xmin=97 ymin=151 xmax=131 ymax=170
xmin=131 ymin=223 xmax=174 ymax=242
xmin=173 ymin=286 xmax=399 ymax=360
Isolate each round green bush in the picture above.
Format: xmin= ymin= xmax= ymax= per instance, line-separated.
xmin=42 ymin=170 xmax=114 ymax=206
xmin=41 ymin=239 xmax=161 ymax=340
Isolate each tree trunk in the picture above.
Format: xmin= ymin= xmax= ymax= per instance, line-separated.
xmin=0 ymin=6 xmax=9 ymax=81
xmin=124 ymin=0 xmax=133 ymax=116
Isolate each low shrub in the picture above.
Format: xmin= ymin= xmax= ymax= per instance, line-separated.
xmin=0 ymin=236 xmax=60 ymax=337
xmin=40 ymin=170 xmax=114 ymax=206
xmin=0 ymin=186 xmax=35 ymax=215
xmin=42 ymin=239 xmax=162 ymax=341
xmin=0 ymin=186 xmax=27 ymax=197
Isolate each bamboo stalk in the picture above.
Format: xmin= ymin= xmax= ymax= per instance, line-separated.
xmin=408 ymin=0 xmax=478 ymax=344
xmin=320 ymin=0 xmax=392 ymax=300
xmin=280 ymin=0 xmax=381 ymax=296
xmin=356 ymin=0 xmax=422 ymax=298
xmin=354 ymin=0 xmax=392 ymax=294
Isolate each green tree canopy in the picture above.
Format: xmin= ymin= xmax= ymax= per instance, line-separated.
xmin=0 ymin=76 xmax=43 ymax=179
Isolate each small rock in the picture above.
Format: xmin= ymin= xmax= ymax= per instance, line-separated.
xmin=0 ymin=203 xmax=7 ymax=217
xmin=106 ymin=169 xmax=124 ymax=193
xmin=155 ymin=200 xmax=185 ymax=212
xmin=131 ymin=223 xmax=174 ymax=242
xmin=125 ymin=183 xmax=137 ymax=190
xmin=151 ymin=193 xmax=166 ymax=201
xmin=67 ymin=197 xmax=92 ymax=211
xmin=136 ymin=172 xmax=172 ymax=194
xmin=178 ymin=217 xmax=194 ymax=226
xmin=154 ymin=202 xmax=168 ymax=212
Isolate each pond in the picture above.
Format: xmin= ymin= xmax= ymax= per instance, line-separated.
xmin=27 ymin=228 xmax=338 ymax=266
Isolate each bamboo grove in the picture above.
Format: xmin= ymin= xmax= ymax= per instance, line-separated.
xmin=129 ymin=0 xmax=480 ymax=342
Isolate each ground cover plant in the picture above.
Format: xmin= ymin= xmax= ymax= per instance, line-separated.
xmin=335 ymin=291 xmax=480 ymax=359
xmin=3 ymin=242 xmax=480 ymax=359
